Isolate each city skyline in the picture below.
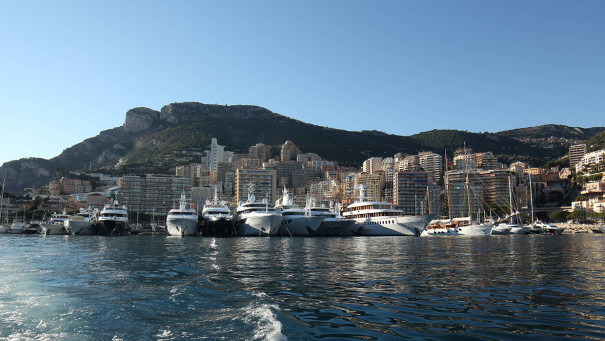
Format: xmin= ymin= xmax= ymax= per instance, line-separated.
xmin=1 ymin=1 xmax=604 ymax=166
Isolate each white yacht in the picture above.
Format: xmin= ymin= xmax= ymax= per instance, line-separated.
xmin=498 ymin=223 xmax=529 ymax=234
xmin=65 ymin=207 xmax=95 ymax=235
xmin=491 ymin=224 xmax=512 ymax=235
xmin=532 ymin=220 xmax=565 ymax=234
xmin=343 ymin=185 xmax=433 ymax=236
xmin=166 ymin=193 xmax=199 ymax=236
xmin=421 ymin=218 xmax=492 ymax=236
xmin=39 ymin=211 xmax=69 ymax=235
xmin=309 ymin=198 xmax=360 ymax=236
xmin=235 ymin=184 xmax=282 ymax=236
xmin=202 ymin=189 xmax=235 ymax=236
xmin=90 ymin=201 xmax=129 ymax=236
xmin=8 ymin=221 xmax=26 ymax=234
xmin=275 ymin=188 xmax=324 ymax=236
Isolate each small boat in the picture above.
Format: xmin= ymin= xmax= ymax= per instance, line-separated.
xmin=532 ymin=220 xmax=565 ymax=234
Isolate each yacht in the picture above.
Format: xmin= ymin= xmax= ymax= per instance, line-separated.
xmin=491 ymin=224 xmax=512 ymax=235
xmin=39 ymin=211 xmax=69 ymax=235
xmin=235 ymin=184 xmax=282 ymax=236
xmin=201 ymin=189 xmax=235 ymax=236
xmin=343 ymin=185 xmax=433 ymax=236
xmin=421 ymin=218 xmax=492 ymax=236
xmin=532 ymin=220 xmax=565 ymax=234
xmin=309 ymin=198 xmax=360 ymax=236
xmin=166 ymin=193 xmax=199 ymax=236
xmin=90 ymin=201 xmax=129 ymax=236
xmin=65 ymin=207 xmax=95 ymax=235
xmin=275 ymin=188 xmax=324 ymax=236
xmin=500 ymin=223 xmax=530 ymax=234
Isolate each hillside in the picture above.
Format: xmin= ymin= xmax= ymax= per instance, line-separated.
xmin=0 ymin=102 xmax=602 ymax=193
xmin=586 ymin=130 xmax=605 ymax=152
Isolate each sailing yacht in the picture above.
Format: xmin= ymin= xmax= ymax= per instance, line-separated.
xmin=343 ymin=185 xmax=433 ymax=236
xmin=201 ymin=188 xmax=235 ymax=236
xmin=166 ymin=193 xmax=199 ymax=236
xmin=235 ymin=184 xmax=282 ymax=236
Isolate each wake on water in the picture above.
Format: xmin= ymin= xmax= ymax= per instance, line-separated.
xmin=243 ymin=292 xmax=287 ymax=341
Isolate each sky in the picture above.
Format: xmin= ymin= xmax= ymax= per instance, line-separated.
xmin=1 ymin=0 xmax=604 ymax=166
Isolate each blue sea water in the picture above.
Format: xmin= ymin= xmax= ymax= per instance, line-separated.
xmin=0 ymin=234 xmax=604 ymax=340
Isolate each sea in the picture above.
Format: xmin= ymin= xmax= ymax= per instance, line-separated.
xmin=0 ymin=234 xmax=604 ymax=341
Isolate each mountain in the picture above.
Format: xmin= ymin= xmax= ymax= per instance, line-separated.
xmin=1 ymin=102 xmax=603 ymax=193
xmin=586 ymin=129 xmax=605 ymax=152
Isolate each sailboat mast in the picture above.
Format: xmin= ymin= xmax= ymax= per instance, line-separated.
xmin=508 ymin=175 xmax=513 ymax=223
xmin=0 ymin=178 xmax=4 ymax=225
xmin=445 ymin=150 xmax=452 ymax=220
xmin=529 ymin=170 xmax=534 ymax=224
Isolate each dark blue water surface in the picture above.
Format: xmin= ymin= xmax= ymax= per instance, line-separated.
xmin=0 ymin=234 xmax=604 ymax=340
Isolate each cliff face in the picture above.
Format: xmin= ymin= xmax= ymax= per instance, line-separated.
xmin=0 ymin=101 xmax=603 ymax=193
xmin=0 ymin=158 xmax=57 ymax=193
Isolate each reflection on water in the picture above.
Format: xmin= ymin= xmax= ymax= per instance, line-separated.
xmin=0 ymin=235 xmax=604 ymax=340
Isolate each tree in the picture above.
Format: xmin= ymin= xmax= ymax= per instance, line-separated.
xmin=567 ymin=210 xmax=587 ymax=223
xmin=549 ymin=210 xmax=569 ymax=222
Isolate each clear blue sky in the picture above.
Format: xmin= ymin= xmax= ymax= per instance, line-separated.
xmin=1 ymin=0 xmax=604 ymax=166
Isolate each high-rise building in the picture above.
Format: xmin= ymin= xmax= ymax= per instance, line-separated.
xmin=419 ymin=152 xmax=443 ymax=182
xmin=119 ymin=174 xmax=190 ymax=214
xmin=206 ymin=138 xmax=232 ymax=172
xmin=248 ymin=143 xmax=272 ymax=162
xmin=394 ymin=171 xmax=440 ymax=215
xmin=235 ymin=168 xmax=277 ymax=204
xmin=475 ymin=152 xmax=498 ymax=170
xmin=569 ymin=144 xmax=587 ymax=170
xmin=280 ymin=140 xmax=301 ymax=162
xmin=362 ymin=157 xmax=383 ymax=174
xmin=445 ymin=169 xmax=512 ymax=218
xmin=357 ymin=172 xmax=385 ymax=202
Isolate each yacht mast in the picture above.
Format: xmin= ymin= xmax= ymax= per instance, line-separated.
xmin=529 ymin=171 xmax=534 ymax=224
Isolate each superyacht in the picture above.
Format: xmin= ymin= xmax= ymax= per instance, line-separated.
xmin=343 ymin=185 xmax=433 ymax=236
xmin=39 ymin=211 xmax=69 ymax=235
xmin=90 ymin=201 xmax=130 ymax=236
xmin=166 ymin=193 xmax=199 ymax=236
xmin=309 ymin=198 xmax=360 ymax=236
xmin=201 ymin=189 xmax=235 ymax=236
xmin=275 ymin=188 xmax=324 ymax=236
xmin=235 ymin=184 xmax=282 ymax=236
xmin=65 ymin=207 xmax=95 ymax=235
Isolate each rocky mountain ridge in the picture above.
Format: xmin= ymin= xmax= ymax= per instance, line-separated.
xmin=0 ymin=102 xmax=603 ymax=193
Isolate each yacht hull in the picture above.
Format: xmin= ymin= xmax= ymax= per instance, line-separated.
xmin=202 ymin=218 xmax=236 ymax=237
xmin=357 ymin=214 xmax=433 ymax=236
xmin=166 ymin=218 xmax=199 ymax=236
xmin=65 ymin=220 xmax=93 ymax=235
xmin=39 ymin=223 xmax=68 ymax=235
xmin=91 ymin=221 xmax=129 ymax=236
xmin=315 ymin=219 xmax=360 ymax=236
xmin=237 ymin=213 xmax=282 ymax=236
xmin=491 ymin=226 xmax=512 ymax=235
xmin=458 ymin=224 xmax=492 ymax=236
xmin=278 ymin=216 xmax=324 ymax=236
